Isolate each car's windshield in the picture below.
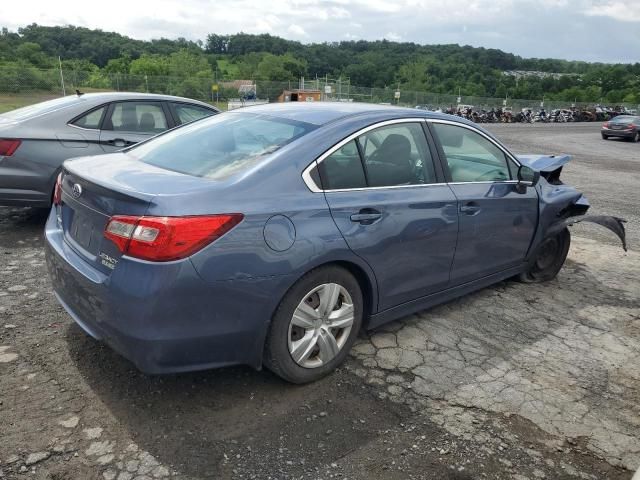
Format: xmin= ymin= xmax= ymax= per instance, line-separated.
xmin=130 ymin=112 xmax=316 ymax=180
xmin=0 ymin=95 xmax=81 ymax=121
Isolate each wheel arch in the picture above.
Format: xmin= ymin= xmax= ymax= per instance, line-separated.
xmin=331 ymin=260 xmax=377 ymax=324
xmin=253 ymin=258 xmax=379 ymax=370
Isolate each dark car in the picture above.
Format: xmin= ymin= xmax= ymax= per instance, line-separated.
xmin=45 ymin=103 xmax=625 ymax=384
xmin=0 ymin=92 xmax=218 ymax=207
xmin=601 ymin=115 xmax=640 ymax=142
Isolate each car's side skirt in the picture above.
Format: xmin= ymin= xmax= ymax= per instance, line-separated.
xmin=367 ymin=264 xmax=524 ymax=330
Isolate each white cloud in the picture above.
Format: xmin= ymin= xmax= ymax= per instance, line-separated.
xmin=2 ymin=0 xmax=638 ymax=62
xmin=385 ymin=32 xmax=402 ymax=41
xmin=287 ymin=24 xmax=308 ymax=36
xmin=329 ymin=6 xmax=351 ymax=19
xmin=584 ymin=0 xmax=640 ymax=22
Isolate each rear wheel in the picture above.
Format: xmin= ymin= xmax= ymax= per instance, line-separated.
xmin=519 ymin=229 xmax=570 ymax=283
xmin=601 ymin=134 xmax=608 ymax=140
xmin=633 ymin=131 xmax=640 ymax=143
xmin=264 ymin=266 xmax=363 ymax=383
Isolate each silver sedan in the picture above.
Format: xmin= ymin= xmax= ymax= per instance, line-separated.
xmin=0 ymin=92 xmax=218 ymax=207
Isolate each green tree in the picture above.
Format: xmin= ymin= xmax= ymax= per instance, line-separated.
xmin=129 ymin=54 xmax=169 ymax=76
xmin=16 ymin=42 xmax=52 ymax=68
xmin=255 ymin=53 xmax=306 ymax=81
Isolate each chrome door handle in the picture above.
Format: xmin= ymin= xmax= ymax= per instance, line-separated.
xmin=460 ymin=202 xmax=481 ymax=215
xmin=106 ymin=138 xmax=135 ymax=147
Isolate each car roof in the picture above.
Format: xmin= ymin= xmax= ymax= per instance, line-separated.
xmin=234 ymin=102 xmax=437 ymax=126
xmin=0 ymin=92 xmax=217 ymax=125
xmin=233 ymin=102 xmax=481 ymax=131
xmin=74 ymin=92 xmax=215 ymax=107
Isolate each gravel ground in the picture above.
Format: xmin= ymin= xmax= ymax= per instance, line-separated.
xmin=0 ymin=123 xmax=638 ymax=480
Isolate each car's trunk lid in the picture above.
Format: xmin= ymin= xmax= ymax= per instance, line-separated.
xmin=59 ymin=152 xmax=216 ymax=273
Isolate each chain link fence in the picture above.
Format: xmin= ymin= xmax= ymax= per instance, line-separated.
xmin=0 ymin=66 xmax=637 ymax=113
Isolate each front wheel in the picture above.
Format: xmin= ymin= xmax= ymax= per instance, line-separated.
xmin=263 ymin=266 xmax=363 ymax=383
xmin=519 ymin=229 xmax=571 ymax=283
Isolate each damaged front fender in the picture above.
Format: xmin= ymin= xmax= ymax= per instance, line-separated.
xmin=548 ymin=215 xmax=627 ymax=251
xmin=527 ymin=160 xmax=628 ymax=259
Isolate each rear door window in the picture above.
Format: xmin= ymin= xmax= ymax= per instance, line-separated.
xmin=104 ymin=102 xmax=168 ymax=134
xmin=71 ymin=106 xmax=106 ymax=129
xmin=357 ymin=123 xmax=436 ymax=187
xmin=172 ymin=103 xmax=216 ymax=125
xmin=317 ymin=141 xmax=367 ymax=190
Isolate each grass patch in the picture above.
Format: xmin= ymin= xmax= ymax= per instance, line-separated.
xmin=0 ymin=92 xmax=62 ymax=113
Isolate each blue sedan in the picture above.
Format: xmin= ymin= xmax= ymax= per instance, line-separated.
xmin=44 ymin=103 xmax=625 ymax=383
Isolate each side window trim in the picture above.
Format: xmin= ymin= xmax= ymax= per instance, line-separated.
xmin=427 ymin=119 xmax=521 ymax=184
xmin=302 ymin=118 xmax=446 ymax=193
xmin=67 ymin=103 xmax=109 ymax=131
xmin=420 ymin=122 xmax=446 ymax=184
xmin=102 ymin=102 xmax=117 ymax=131
xmin=353 ymin=136 xmax=370 ymax=186
xmin=162 ymin=101 xmax=177 ymax=129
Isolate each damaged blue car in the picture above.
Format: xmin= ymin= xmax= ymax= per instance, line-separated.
xmin=45 ymin=103 xmax=626 ymax=383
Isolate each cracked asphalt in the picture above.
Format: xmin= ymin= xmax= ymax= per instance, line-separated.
xmin=1 ymin=123 xmax=639 ymax=479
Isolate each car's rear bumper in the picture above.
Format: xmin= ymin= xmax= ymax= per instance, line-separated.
xmin=0 ymin=187 xmax=51 ymax=207
xmin=602 ymin=128 xmax=635 ymax=138
xmin=44 ymin=208 xmax=292 ymax=373
xmin=0 ymin=155 xmax=54 ymax=207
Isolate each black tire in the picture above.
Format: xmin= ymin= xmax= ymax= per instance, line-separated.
xmin=601 ymin=134 xmax=608 ymax=140
xmin=633 ymin=131 xmax=640 ymax=143
xmin=263 ymin=265 xmax=363 ymax=384
xmin=519 ymin=229 xmax=571 ymax=283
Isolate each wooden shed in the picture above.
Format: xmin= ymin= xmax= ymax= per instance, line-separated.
xmin=278 ymin=89 xmax=322 ymax=103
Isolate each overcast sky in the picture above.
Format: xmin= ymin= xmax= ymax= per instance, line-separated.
xmin=2 ymin=0 xmax=639 ymax=63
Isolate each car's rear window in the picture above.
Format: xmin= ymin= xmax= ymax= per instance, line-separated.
xmin=611 ymin=116 xmax=637 ymax=124
xmin=129 ymin=112 xmax=316 ymax=180
xmin=0 ymin=95 xmax=81 ymax=121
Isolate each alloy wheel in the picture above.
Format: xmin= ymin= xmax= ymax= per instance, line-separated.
xmin=287 ymin=283 xmax=354 ymax=369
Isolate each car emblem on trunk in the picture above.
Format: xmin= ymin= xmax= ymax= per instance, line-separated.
xmin=72 ymin=183 xmax=82 ymax=198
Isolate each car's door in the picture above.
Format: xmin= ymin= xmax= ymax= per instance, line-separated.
xmin=99 ymin=101 xmax=170 ymax=152
xmin=307 ymin=119 xmax=459 ymax=311
xmin=429 ymin=120 xmax=538 ymax=285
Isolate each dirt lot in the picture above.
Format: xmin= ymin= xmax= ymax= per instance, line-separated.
xmin=1 ymin=123 xmax=638 ymax=480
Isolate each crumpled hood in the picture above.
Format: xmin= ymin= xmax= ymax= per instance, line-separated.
xmin=517 ymin=154 xmax=571 ymax=172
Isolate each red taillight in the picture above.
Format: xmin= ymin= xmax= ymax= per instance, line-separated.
xmin=628 ymin=124 xmax=636 ymax=129
xmin=0 ymin=139 xmax=21 ymax=156
xmin=602 ymin=122 xmax=610 ymax=129
xmin=104 ymin=214 xmax=244 ymax=262
xmin=52 ymin=173 xmax=63 ymax=206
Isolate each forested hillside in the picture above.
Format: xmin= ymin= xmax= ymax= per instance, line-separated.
xmin=1 ymin=24 xmax=638 ymax=103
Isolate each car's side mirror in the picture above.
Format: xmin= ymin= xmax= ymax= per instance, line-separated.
xmin=517 ymin=164 xmax=540 ymax=187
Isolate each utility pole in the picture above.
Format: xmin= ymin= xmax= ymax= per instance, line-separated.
xmin=58 ymin=56 xmax=66 ymax=96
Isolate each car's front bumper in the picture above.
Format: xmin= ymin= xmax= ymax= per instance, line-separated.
xmin=44 ymin=208 xmax=292 ymax=373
